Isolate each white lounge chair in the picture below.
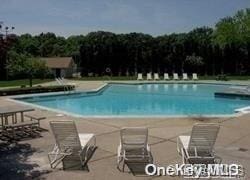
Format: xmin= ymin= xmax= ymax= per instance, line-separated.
xmin=182 ymin=73 xmax=188 ymax=80
xmin=164 ymin=73 xmax=169 ymax=80
xmin=177 ymin=123 xmax=221 ymax=164
xmin=117 ymin=127 xmax=153 ymax=172
xmin=147 ymin=73 xmax=152 ymax=80
xmin=48 ymin=121 xmax=96 ymax=169
xmin=137 ymin=73 xmax=143 ymax=80
xmin=154 ymin=73 xmax=160 ymax=81
xmin=173 ymin=73 xmax=179 ymax=80
xmin=192 ymin=73 xmax=198 ymax=80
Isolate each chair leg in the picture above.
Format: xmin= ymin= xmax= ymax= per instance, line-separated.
xmin=12 ymin=128 xmax=16 ymax=140
xmin=48 ymin=153 xmax=66 ymax=169
xmin=149 ymin=152 xmax=153 ymax=163
xmin=117 ymin=146 xmax=123 ymax=171
xmin=181 ymin=148 xmax=186 ymax=164
xmin=122 ymin=160 xmax=125 ymax=172
xmin=117 ymin=156 xmax=123 ymax=171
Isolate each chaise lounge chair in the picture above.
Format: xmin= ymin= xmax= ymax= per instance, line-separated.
xmin=117 ymin=127 xmax=153 ymax=172
xmin=147 ymin=73 xmax=152 ymax=80
xmin=173 ymin=73 xmax=179 ymax=80
xmin=48 ymin=121 xmax=96 ymax=169
xmin=177 ymin=123 xmax=221 ymax=164
xmin=164 ymin=73 xmax=169 ymax=80
xmin=154 ymin=73 xmax=160 ymax=81
xmin=137 ymin=73 xmax=143 ymax=80
xmin=182 ymin=73 xmax=188 ymax=80
xmin=192 ymin=73 xmax=198 ymax=81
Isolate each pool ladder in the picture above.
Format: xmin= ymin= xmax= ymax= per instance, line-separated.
xmin=55 ymin=78 xmax=74 ymax=94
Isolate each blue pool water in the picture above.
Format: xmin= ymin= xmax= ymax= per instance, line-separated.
xmin=16 ymin=84 xmax=250 ymax=116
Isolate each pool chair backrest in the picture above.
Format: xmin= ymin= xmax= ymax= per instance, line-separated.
xmin=154 ymin=73 xmax=159 ymax=79
xmin=193 ymin=73 xmax=198 ymax=80
xmin=183 ymin=73 xmax=188 ymax=79
xmin=164 ymin=73 xmax=169 ymax=79
xmin=147 ymin=73 xmax=152 ymax=79
xmin=137 ymin=73 xmax=143 ymax=79
xmin=120 ymin=127 xmax=148 ymax=150
xmin=50 ymin=121 xmax=82 ymax=152
xmin=173 ymin=73 xmax=178 ymax=79
xmin=188 ymin=123 xmax=220 ymax=153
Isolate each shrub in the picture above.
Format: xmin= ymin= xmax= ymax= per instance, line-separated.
xmin=0 ymin=85 xmax=75 ymax=96
xmin=216 ymin=74 xmax=228 ymax=81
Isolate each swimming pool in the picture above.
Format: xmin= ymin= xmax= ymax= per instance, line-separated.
xmin=15 ymin=83 xmax=250 ymax=117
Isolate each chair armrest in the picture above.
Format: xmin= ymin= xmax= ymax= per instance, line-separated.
xmin=146 ymin=144 xmax=151 ymax=152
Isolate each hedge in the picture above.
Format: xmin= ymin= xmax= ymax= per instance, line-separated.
xmin=0 ymin=85 xmax=75 ymax=96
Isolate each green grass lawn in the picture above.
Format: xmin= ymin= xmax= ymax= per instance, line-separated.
xmin=0 ymin=79 xmax=53 ymax=88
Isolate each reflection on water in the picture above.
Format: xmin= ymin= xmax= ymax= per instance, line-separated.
xmin=137 ymin=85 xmax=143 ymax=91
xmin=193 ymin=84 xmax=197 ymax=91
xmin=183 ymin=84 xmax=188 ymax=91
xmin=173 ymin=84 xmax=178 ymax=90
xmin=147 ymin=84 xmax=152 ymax=91
xmin=153 ymin=84 xmax=159 ymax=91
xmin=164 ymin=84 xmax=168 ymax=91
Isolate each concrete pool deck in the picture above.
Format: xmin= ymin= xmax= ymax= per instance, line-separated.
xmin=0 ymin=80 xmax=250 ymax=179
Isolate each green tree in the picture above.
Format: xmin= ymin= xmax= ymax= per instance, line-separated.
xmin=213 ymin=9 xmax=250 ymax=74
xmin=6 ymin=51 xmax=49 ymax=85
xmin=5 ymin=8 xmax=250 ymax=77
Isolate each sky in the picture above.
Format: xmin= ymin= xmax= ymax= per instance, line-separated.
xmin=0 ymin=0 xmax=249 ymax=37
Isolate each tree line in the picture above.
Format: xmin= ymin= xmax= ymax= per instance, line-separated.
xmin=1 ymin=8 xmax=250 ymax=79
xmin=80 ymin=8 xmax=250 ymax=76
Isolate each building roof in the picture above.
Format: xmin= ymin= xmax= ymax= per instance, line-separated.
xmin=41 ymin=57 xmax=73 ymax=69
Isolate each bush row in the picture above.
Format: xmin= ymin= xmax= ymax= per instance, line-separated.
xmin=0 ymin=85 xmax=75 ymax=96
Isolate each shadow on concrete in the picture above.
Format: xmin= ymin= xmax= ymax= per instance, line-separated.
xmin=126 ymin=162 xmax=150 ymax=176
xmin=0 ymin=127 xmax=48 ymax=142
xmin=120 ymin=153 xmax=154 ymax=177
xmin=0 ymin=142 xmax=50 ymax=180
xmin=62 ymin=146 xmax=97 ymax=172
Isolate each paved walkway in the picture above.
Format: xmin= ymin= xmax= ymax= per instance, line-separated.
xmin=0 ymin=81 xmax=249 ymax=179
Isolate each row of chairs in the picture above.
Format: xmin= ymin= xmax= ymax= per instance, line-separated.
xmin=48 ymin=121 xmax=221 ymax=172
xmin=137 ymin=73 xmax=198 ymax=81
